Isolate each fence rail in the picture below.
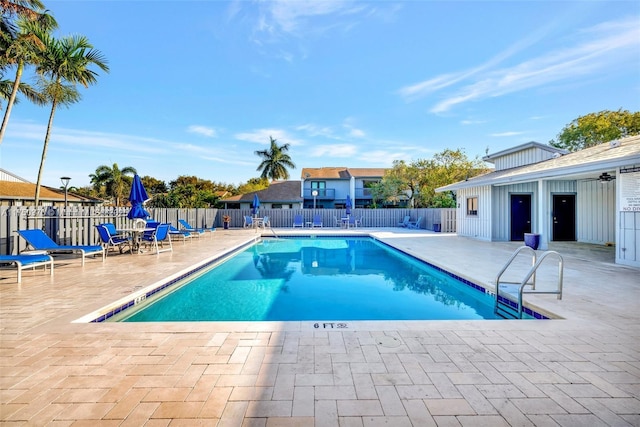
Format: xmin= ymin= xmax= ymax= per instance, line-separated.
xmin=1 ymin=206 xmax=455 ymax=255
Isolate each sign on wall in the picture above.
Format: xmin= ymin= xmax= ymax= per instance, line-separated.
xmin=620 ymin=170 xmax=640 ymax=212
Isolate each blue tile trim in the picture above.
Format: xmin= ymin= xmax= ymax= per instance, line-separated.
xmin=372 ymin=238 xmax=550 ymax=320
xmin=90 ymin=239 xmax=256 ymax=323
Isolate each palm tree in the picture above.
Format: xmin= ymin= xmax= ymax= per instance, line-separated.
xmin=33 ymin=33 xmax=109 ymax=205
xmin=90 ymin=163 xmax=137 ymax=206
xmin=0 ymin=13 xmax=57 ymax=144
xmin=1 ymin=0 xmax=46 ymax=20
xmin=254 ymin=136 xmax=296 ymax=181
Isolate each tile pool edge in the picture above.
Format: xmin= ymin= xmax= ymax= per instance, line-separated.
xmin=72 ymin=237 xmax=258 ymax=323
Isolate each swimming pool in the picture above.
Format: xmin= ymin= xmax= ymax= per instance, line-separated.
xmin=115 ymin=237 xmax=505 ymax=322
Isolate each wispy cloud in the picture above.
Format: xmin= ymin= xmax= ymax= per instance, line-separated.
xmin=460 ymin=119 xmax=486 ymax=126
xmin=490 ymin=131 xmax=525 ymax=137
xmin=187 ymin=125 xmax=217 ymax=138
xmin=256 ymin=0 xmax=369 ymax=36
xmin=234 ymin=128 xmax=303 ymax=145
xmin=399 ymin=17 xmax=640 ymax=113
xmin=309 ymin=143 xmax=358 ymax=158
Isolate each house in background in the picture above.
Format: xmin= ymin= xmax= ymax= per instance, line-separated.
xmin=301 ymin=167 xmax=388 ymax=209
xmin=437 ymin=136 xmax=640 ymax=267
xmin=0 ymin=169 xmax=99 ymax=207
xmin=221 ymin=181 xmax=303 ymax=210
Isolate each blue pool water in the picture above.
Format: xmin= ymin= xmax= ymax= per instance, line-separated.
xmin=119 ymin=237 xmax=501 ymax=322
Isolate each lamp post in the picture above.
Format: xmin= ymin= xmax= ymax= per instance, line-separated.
xmin=60 ymin=176 xmax=71 ymax=208
xmin=60 ymin=176 xmax=71 ymax=245
xmin=312 ymin=190 xmax=318 ymax=209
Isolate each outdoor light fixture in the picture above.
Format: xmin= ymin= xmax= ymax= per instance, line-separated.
xmin=598 ymin=172 xmax=615 ymax=183
xmin=312 ymin=190 xmax=318 ymax=209
xmin=60 ymin=176 xmax=71 ymax=208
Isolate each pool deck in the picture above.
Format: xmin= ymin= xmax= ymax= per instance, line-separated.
xmin=1 ymin=227 xmax=638 ymax=426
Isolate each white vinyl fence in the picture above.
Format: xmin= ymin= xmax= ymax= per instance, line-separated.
xmin=0 ymin=206 xmax=455 ymax=255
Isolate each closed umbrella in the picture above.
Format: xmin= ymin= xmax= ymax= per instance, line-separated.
xmin=127 ymin=174 xmax=150 ymax=220
xmin=252 ymin=193 xmax=260 ymax=217
xmin=345 ymin=194 xmax=352 ymax=217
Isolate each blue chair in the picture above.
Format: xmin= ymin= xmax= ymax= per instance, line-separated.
xmin=293 ymin=214 xmax=304 ymax=228
xmin=99 ymin=223 xmax=126 ymax=238
xmin=398 ymin=216 xmax=410 ymax=227
xmin=243 ymin=216 xmax=254 ymax=228
xmin=16 ymin=229 xmax=105 ymax=266
xmin=95 ymin=224 xmax=132 ymax=256
xmin=169 ymin=225 xmax=193 ymax=244
xmin=407 ymin=217 xmax=423 ymax=229
xmin=0 ymin=254 xmax=54 ymax=283
xmin=178 ymin=219 xmax=213 ymax=236
xmin=312 ymin=214 xmax=323 ymax=228
xmin=141 ymin=223 xmax=172 ymax=255
xmin=262 ymin=216 xmax=270 ymax=228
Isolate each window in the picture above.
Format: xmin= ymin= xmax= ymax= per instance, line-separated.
xmin=467 ymin=197 xmax=478 ymax=216
xmin=310 ymin=181 xmax=326 ymax=197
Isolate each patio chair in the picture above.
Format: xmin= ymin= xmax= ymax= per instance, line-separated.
xmin=178 ymin=219 xmax=213 ymax=236
xmin=293 ymin=214 xmax=304 ymax=228
xmin=95 ymin=224 xmax=132 ymax=256
xmin=243 ymin=216 xmax=254 ymax=228
xmin=349 ymin=216 xmax=361 ymax=228
xmin=99 ymin=223 xmax=127 ymax=239
xmin=140 ymin=223 xmax=173 ymax=255
xmin=16 ymin=229 xmax=105 ymax=266
xmin=0 ymin=254 xmax=54 ymax=283
xmin=398 ymin=216 xmax=410 ymax=227
xmin=262 ymin=216 xmax=271 ymax=228
xmin=407 ymin=217 xmax=423 ymax=229
xmin=168 ymin=225 xmax=193 ymax=244
xmin=312 ymin=214 xmax=323 ymax=228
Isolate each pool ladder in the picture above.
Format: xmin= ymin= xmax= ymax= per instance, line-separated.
xmin=494 ymin=246 xmax=564 ymax=319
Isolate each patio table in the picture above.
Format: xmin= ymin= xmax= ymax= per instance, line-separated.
xmin=119 ymin=227 xmax=154 ymax=253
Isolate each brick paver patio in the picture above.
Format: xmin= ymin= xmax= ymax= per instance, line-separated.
xmin=1 ymin=228 xmax=638 ymax=426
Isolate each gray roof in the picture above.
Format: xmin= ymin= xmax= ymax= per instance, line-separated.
xmin=438 ymin=135 xmax=640 ymax=192
xmin=482 ymin=141 xmax=567 ymax=163
xmin=222 ymin=180 xmax=302 ymax=203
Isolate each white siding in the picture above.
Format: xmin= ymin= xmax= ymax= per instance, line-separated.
xmin=491 ymin=182 xmax=537 ymax=241
xmin=493 ymin=147 xmax=559 ymax=171
xmin=577 ymin=179 xmax=615 ymax=244
xmin=619 ymin=211 xmax=640 ymax=266
xmin=456 ymin=186 xmax=492 ymax=240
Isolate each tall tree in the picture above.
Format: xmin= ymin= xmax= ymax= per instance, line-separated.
xmin=254 ymin=136 xmax=296 ymax=181
xmin=0 ymin=0 xmax=45 ymax=20
xmin=550 ymin=109 xmax=640 ymax=152
xmin=90 ymin=163 xmax=137 ymax=206
xmin=33 ymin=33 xmax=109 ymax=205
xmin=0 ymin=13 xmax=57 ymax=144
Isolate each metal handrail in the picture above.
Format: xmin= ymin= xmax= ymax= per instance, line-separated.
xmin=494 ymin=246 xmax=564 ymax=318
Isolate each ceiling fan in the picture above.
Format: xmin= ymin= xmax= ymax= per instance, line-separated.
xmin=598 ymin=172 xmax=615 ymax=182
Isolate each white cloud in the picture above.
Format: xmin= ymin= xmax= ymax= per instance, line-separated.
xmin=460 ymin=119 xmax=487 ymax=126
xmin=309 ymin=144 xmax=358 ymax=158
xmin=234 ymin=128 xmax=303 ymax=145
xmin=187 ymin=125 xmax=217 ymax=138
xmin=490 ymin=131 xmax=525 ymax=137
xmin=399 ymin=17 xmax=640 ymax=113
xmin=296 ymin=123 xmax=335 ymax=138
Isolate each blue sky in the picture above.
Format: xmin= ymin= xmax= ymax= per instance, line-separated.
xmin=1 ymin=0 xmax=639 ymax=189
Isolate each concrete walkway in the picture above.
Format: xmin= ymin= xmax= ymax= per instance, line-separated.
xmin=1 ymin=228 xmax=638 ymax=426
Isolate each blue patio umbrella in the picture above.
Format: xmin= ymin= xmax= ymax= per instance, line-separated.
xmin=252 ymin=193 xmax=260 ymax=216
xmin=127 ymin=174 xmax=150 ymax=220
xmin=345 ymin=194 xmax=352 ymax=216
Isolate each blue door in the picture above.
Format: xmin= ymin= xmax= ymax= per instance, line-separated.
xmin=510 ymin=194 xmax=532 ymax=241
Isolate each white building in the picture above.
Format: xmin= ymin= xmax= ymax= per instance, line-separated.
xmin=437 ymin=136 xmax=640 ymax=268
